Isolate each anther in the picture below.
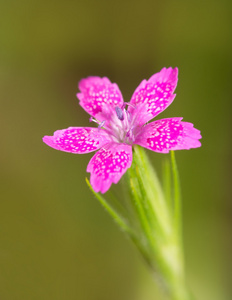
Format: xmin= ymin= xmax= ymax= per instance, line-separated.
xmin=115 ymin=106 xmax=124 ymax=121
xmin=98 ymin=120 xmax=106 ymax=129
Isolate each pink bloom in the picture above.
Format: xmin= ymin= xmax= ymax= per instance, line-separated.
xmin=43 ymin=67 xmax=201 ymax=193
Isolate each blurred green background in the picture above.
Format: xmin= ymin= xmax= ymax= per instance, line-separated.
xmin=1 ymin=0 xmax=231 ymax=299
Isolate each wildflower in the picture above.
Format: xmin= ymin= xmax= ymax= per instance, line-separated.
xmin=43 ymin=67 xmax=201 ymax=193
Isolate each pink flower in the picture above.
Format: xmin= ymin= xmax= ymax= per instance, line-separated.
xmin=43 ymin=67 xmax=201 ymax=193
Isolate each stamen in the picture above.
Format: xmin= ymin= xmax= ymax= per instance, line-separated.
xmin=98 ymin=120 xmax=106 ymax=128
xmin=89 ymin=117 xmax=98 ymax=123
xmin=123 ymin=102 xmax=136 ymax=109
xmin=115 ymin=106 xmax=124 ymax=121
xmin=90 ymin=117 xmax=106 ymax=129
xmin=126 ymin=127 xmax=135 ymax=142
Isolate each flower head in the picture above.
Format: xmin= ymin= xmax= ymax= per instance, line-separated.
xmin=43 ymin=67 xmax=201 ymax=193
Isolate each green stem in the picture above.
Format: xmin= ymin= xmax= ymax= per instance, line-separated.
xmin=133 ymin=146 xmax=172 ymax=236
xmin=171 ymin=151 xmax=182 ymax=236
xmin=128 ymin=147 xmax=192 ymax=300
xmin=162 ymin=158 xmax=172 ymax=210
xmin=86 ymin=146 xmax=194 ymax=300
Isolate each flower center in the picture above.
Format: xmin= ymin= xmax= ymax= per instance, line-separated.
xmin=90 ymin=103 xmax=141 ymax=145
xmin=108 ymin=104 xmax=138 ymax=144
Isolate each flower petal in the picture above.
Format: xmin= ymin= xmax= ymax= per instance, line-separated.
xmin=135 ymin=118 xmax=202 ymax=153
xmin=129 ymin=67 xmax=178 ymax=125
xmin=43 ymin=127 xmax=111 ymax=154
xmin=77 ymin=77 xmax=124 ymax=121
xmin=87 ymin=143 xmax=132 ymax=193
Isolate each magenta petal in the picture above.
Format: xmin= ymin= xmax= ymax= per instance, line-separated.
xmin=77 ymin=76 xmax=124 ymax=121
xmin=135 ymin=118 xmax=201 ymax=153
xmin=43 ymin=127 xmax=111 ymax=154
xmin=87 ymin=143 xmax=132 ymax=193
xmin=129 ymin=67 xmax=178 ymax=125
